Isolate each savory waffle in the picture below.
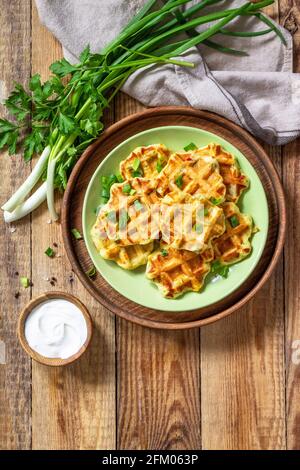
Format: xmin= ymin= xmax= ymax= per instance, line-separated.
xmin=156 ymin=150 xmax=226 ymax=203
xmin=213 ymin=202 xmax=253 ymax=264
xmin=94 ymin=178 xmax=160 ymax=246
xmin=91 ymin=225 xmax=154 ymax=270
xmin=160 ymin=191 xmax=225 ymax=252
xmin=119 ymin=144 xmax=170 ymax=180
xmin=146 ymin=243 xmax=214 ymax=298
xmin=91 ymin=140 xmax=254 ymax=298
xmin=195 ymin=144 xmax=249 ymax=203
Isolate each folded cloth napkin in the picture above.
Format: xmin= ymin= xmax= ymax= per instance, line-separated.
xmin=35 ymin=0 xmax=300 ymax=145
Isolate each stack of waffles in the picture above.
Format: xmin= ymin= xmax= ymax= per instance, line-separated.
xmin=91 ymin=143 xmax=254 ymax=298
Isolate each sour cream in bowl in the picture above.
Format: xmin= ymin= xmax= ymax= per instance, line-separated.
xmin=18 ymin=292 xmax=92 ymax=366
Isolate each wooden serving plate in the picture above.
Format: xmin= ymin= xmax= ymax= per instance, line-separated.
xmin=61 ymin=107 xmax=286 ymax=329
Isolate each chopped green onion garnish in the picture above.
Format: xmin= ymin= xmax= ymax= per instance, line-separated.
xmin=101 ymin=174 xmax=118 ymax=201
xmin=134 ymin=200 xmax=144 ymax=211
xmin=156 ymin=160 xmax=163 ymax=173
xmin=161 ymin=249 xmax=168 ymax=257
xmin=184 ymin=142 xmax=197 ymax=152
xmin=45 ymin=247 xmax=54 ymax=257
xmin=20 ymin=276 xmax=30 ymax=288
xmin=132 ymin=158 xmax=141 ymax=171
xmin=106 ymin=211 xmax=116 ymax=222
xmin=210 ymin=197 xmax=222 ymax=205
xmin=230 ymin=215 xmax=239 ymax=228
xmin=204 ymin=208 xmax=209 ymax=216
xmin=130 ymin=189 xmax=136 ymax=196
xmin=86 ymin=266 xmax=96 ymax=278
xmin=156 ymin=156 xmax=164 ymax=173
xmin=71 ymin=228 xmax=82 ymax=240
xmin=235 ymin=158 xmax=240 ymax=169
xmin=122 ymin=183 xmax=132 ymax=194
xmin=119 ymin=211 xmax=129 ymax=230
xmin=175 ymin=174 xmax=183 ymax=189
xmin=193 ymin=223 xmax=203 ymax=233
xmin=116 ymin=173 xmax=124 ymax=183
xmin=211 ymin=260 xmax=229 ymax=278
xmin=132 ymin=168 xmax=143 ymax=178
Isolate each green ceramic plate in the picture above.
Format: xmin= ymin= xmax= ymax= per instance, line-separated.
xmin=82 ymin=126 xmax=269 ymax=312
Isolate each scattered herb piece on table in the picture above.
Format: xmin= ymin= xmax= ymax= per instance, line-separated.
xmin=45 ymin=246 xmax=55 ymax=257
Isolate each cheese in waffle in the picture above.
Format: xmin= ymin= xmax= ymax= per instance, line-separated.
xmin=194 ymin=144 xmax=249 ymax=203
xmin=160 ymin=191 xmax=225 ymax=252
xmin=156 ymin=150 xmax=226 ymax=203
xmin=120 ymin=144 xmax=170 ymax=180
xmin=213 ymin=202 xmax=253 ymax=264
xmin=91 ymin=224 xmax=154 ymax=270
xmin=94 ymin=177 xmax=160 ymax=246
xmin=146 ymin=244 xmax=214 ymax=298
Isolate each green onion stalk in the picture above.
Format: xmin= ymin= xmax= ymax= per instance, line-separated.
xmin=0 ymin=0 xmax=282 ymax=222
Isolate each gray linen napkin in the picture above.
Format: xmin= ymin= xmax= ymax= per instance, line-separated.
xmin=35 ymin=0 xmax=300 ymax=145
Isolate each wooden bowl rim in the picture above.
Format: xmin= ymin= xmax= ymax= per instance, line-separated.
xmin=61 ymin=106 xmax=286 ymax=329
xmin=17 ymin=291 xmax=93 ymax=366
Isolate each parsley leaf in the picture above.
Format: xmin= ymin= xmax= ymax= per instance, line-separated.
xmin=58 ymin=112 xmax=76 ymax=135
xmin=50 ymin=58 xmax=78 ymax=77
xmin=0 ymin=118 xmax=18 ymax=134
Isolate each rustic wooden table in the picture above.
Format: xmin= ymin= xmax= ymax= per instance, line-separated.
xmin=0 ymin=1 xmax=299 ymax=450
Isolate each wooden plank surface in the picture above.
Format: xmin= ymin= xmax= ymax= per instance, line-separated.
xmin=30 ymin=4 xmax=116 ymax=450
xmin=0 ymin=0 xmax=299 ymax=450
xmin=200 ymin=2 xmax=286 ymax=450
xmin=280 ymin=0 xmax=300 ymax=451
xmin=0 ymin=0 xmax=32 ymax=450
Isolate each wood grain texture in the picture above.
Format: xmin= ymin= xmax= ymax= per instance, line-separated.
xmin=62 ymin=106 xmax=285 ymax=329
xmin=280 ymin=0 xmax=300 ymax=450
xmin=30 ymin=4 xmax=116 ymax=450
xmin=200 ymin=1 xmax=287 ymax=450
xmin=0 ymin=0 xmax=32 ymax=450
xmin=0 ymin=0 xmax=299 ymax=451
xmin=115 ymin=95 xmax=201 ymax=450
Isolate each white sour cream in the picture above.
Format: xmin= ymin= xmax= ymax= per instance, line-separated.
xmin=24 ymin=299 xmax=88 ymax=359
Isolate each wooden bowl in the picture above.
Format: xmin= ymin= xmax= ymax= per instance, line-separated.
xmin=61 ymin=107 xmax=286 ymax=329
xmin=17 ymin=291 xmax=93 ymax=366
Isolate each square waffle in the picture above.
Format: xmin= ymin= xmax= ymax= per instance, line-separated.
xmin=160 ymin=191 xmax=225 ymax=252
xmin=195 ymin=144 xmax=249 ymax=203
xmin=119 ymin=144 xmax=170 ymax=180
xmin=156 ymin=150 xmax=226 ymax=202
xmin=213 ymin=202 xmax=253 ymax=264
xmin=146 ymin=243 xmax=214 ymax=298
xmin=94 ymin=178 xmax=160 ymax=246
xmin=91 ymin=224 xmax=154 ymax=270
